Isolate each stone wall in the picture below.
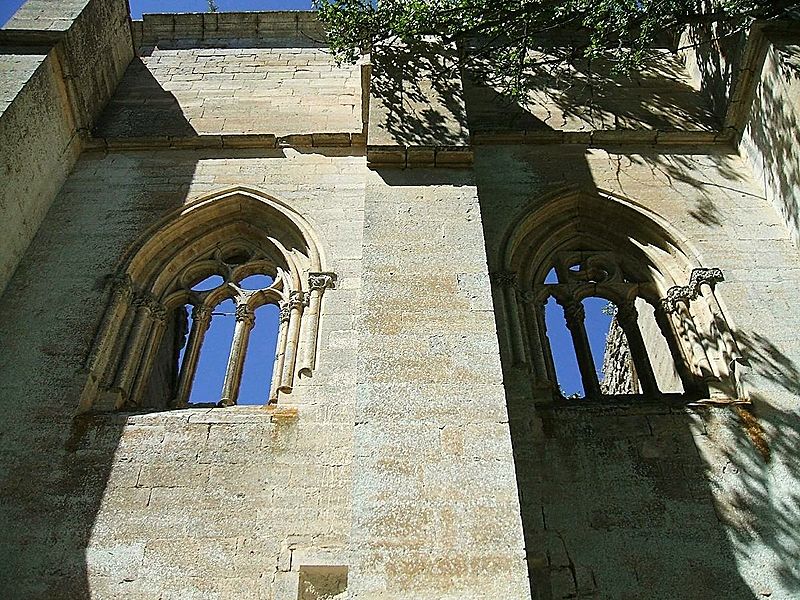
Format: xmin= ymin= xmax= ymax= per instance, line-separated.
xmin=465 ymin=49 xmax=719 ymax=139
xmin=740 ymin=33 xmax=800 ymax=245
xmin=476 ymin=143 xmax=800 ymax=599
xmin=95 ymin=13 xmax=361 ymax=139
xmin=0 ymin=0 xmax=132 ymax=295
xmin=2 ymin=4 xmax=800 ymax=600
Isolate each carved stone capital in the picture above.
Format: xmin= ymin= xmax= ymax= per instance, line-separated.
xmin=110 ymin=274 xmax=134 ymax=301
xmin=134 ymin=293 xmax=167 ymax=321
xmin=663 ymin=267 xmax=724 ymax=312
xmin=557 ymin=298 xmax=585 ymax=329
xmin=308 ymin=272 xmax=337 ymax=292
xmin=234 ymin=304 xmax=255 ymax=327
xmin=615 ymin=301 xmax=638 ymax=328
xmin=490 ymin=271 xmax=517 ymax=288
xmin=288 ymin=290 xmax=305 ymax=311
xmin=279 ymin=303 xmax=291 ymax=323
xmin=191 ymin=305 xmax=213 ymax=324
xmin=689 ymin=267 xmax=724 ymax=291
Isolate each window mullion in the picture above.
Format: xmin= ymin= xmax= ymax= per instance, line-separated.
xmin=174 ymin=306 xmax=212 ymax=407
xmin=616 ymin=300 xmax=659 ymax=397
xmin=558 ymin=297 xmax=602 ymax=398
xmin=650 ymin=300 xmax=700 ymax=395
xmin=220 ymin=303 xmax=256 ymax=407
xmin=115 ymin=295 xmax=165 ymax=408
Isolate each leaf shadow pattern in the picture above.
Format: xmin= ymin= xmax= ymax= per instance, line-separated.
xmin=369 ymin=42 xmax=470 ymax=147
xmin=463 ymin=48 xmax=719 ymax=134
xmin=692 ymin=322 xmax=800 ymax=595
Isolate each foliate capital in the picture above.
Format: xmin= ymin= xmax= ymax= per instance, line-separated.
xmin=490 ymin=271 xmax=517 ymax=288
xmin=662 ymin=267 xmax=724 ymax=312
xmin=110 ymin=273 xmax=134 ymax=300
xmin=309 ymin=272 xmax=337 ymax=292
xmin=134 ymin=293 xmax=167 ymax=321
xmin=235 ymin=304 xmax=255 ymax=326
xmin=191 ymin=305 xmax=213 ymax=324
xmin=557 ymin=298 xmax=585 ymax=329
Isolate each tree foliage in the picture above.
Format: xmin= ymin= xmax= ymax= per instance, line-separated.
xmin=314 ymin=0 xmax=798 ymax=97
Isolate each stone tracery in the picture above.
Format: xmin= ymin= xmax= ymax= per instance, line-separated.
xmin=494 ymin=188 xmax=747 ymax=403
xmin=79 ymin=187 xmax=335 ymax=412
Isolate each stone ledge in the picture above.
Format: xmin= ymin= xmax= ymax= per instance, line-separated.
xmin=134 ymin=11 xmax=325 ymax=46
xmin=366 ymin=145 xmax=474 ymax=169
xmin=0 ymin=29 xmax=65 ymax=50
xmin=85 ymin=131 xmax=365 ymax=151
xmin=471 ymin=128 xmax=734 ymax=146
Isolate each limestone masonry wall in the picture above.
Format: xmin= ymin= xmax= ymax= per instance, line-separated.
xmin=0 ymin=0 xmax=132 ymax=295
xmin=1 ymin=3 xmax=800 ymax=600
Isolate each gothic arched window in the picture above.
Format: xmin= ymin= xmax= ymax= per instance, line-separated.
xmin=79 ymin=187 xmax=335 ymax=412
xmin=494 ymin=188 xmax=748 ymax=404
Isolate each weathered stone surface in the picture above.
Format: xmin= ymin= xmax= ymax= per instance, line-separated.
xmin=1 ymin=4 xmax=800 ymax=600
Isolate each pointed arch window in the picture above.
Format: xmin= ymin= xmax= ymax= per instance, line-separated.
xmin=530 ymin=251 xmax=696 ymax=400
xmin=494 ymin=189 xmax=749 ymax=404
xmin=79 ymin=188 xmax=336 ymax=412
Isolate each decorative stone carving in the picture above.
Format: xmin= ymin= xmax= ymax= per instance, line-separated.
xmin=81 ymin=188 xmax=331 ymax=412
xmin=490 ymin=271 xmax=517 ymax=288
xmin=191 ymin=305 xmax=212 ymax=323
xmin=309 ymin=272 xmax=337 ymax=291
xmin=557 ymin=298 xmax=585 ymax=330
xmin=133 ymin=293 xmax=167 ymax=322
xmin=234 ymin=304 xmax=255 ymax=327
xmin=279 ymin=302 xmax=291 ymax=323
xmin=662 ymin=267 xmax=725 ymax=312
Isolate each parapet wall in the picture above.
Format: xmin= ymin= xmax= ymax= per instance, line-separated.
xmin=0 ymin=0 xmax=132 ymax=296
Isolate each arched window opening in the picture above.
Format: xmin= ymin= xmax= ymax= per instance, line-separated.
xmin=496 ymin=189 xmax=746 ymax=404
xmin=544 ymin=296 xmax=584 ymax=398
xmin=187 ymin=298 xmax=237 ymax=406
xmin=537 ymin=253 xmax=686 ymax=401
xmin=79 ymin=188 xmax=337 ymax=413
xmin=598 ymin=302 xmax=639 ymax=395
xmin=190 ymin=274 xmax=224 ymax=292
xmin=239 ymin=303 xmax=281 ymax=405
xmin=238 ymin=274 xmax=275 ymax=290
xmin=637 ymin=299 xmax=685 ymax=394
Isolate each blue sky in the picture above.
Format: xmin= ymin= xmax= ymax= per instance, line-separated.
xmin=1 ymin=1 xmax=313 ymax=26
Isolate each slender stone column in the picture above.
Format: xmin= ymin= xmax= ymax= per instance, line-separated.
xmin=674 ymin=298 xmax=715 ymax=380
xmin=297 ymin=272 xmax=336 ymax=376
xmin=115 ymin=294 xmax=165 ymax=406
xmin=521 ymin=295 xmax=550 ymax=387
xmin=79 ymin=275 xmax=135 ymax=411
xmin=174 ymin=306 xmax=213 ymax=407
xmin=651 ymin=300 xmax=698 ymax=394
xmin=270 ymin=302 xmax=291 ymax=403
xmin=280 ymin=291 xmax=305 ymax=391
xmin=130 ymin=305 xmax=169 ymax=408
xmin=616 ymin=300 xmax=659 ymax=397
xmin=699 ymin=282 xmax=738 ymax=376
xmin=492 ymin=272 xmax=527 ymax=365
xmin=558 ymin=298 xmax=601 ymax=398
xmin=220 ymin=304 xmax=256 ymax=407
xmin=86 ymin=275 xmax=133 ymax=378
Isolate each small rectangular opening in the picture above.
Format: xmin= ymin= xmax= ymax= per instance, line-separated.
xmin=297 ymin=565 xmax=348 ymax=600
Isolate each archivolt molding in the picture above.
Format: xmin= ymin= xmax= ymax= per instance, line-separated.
xmin=492 ymin=186 xmax=747 ymax=402
xmin=79 ymin=187 xmax=335 ymax=413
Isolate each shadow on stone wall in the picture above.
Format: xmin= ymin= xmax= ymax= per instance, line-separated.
xmin=463 ymin=50 xmax=718 ymax=134
xmin=0 ymin=61 xmax=200 ymax=597
xmin=92 ymin=57 xmax=199 ymax=139
xmin=370 ymin=43 xmax=469 ymax=147
xmin=474 ymin=144 xmax=800 ymax=598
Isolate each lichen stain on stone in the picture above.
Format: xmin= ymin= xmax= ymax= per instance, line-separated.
xmin=266 ymin=404 xmax=299 ymax=423
xmin=735 ymin=405 xmax=771 ymax=463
